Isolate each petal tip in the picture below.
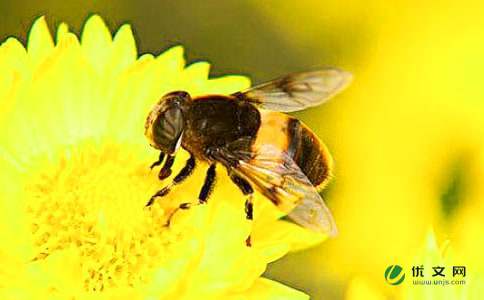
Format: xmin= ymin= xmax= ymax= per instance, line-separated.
xmin=27 ymin=15 xmax=54 ymax=59
xmin=82 ymin=14 xmax=112 ymax=42
xmin=165 ymin=45 xmax=185 ymax=58
xmin=56 ymin=23 xmax=69 ymax=44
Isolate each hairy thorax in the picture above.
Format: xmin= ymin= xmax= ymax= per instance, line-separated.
xmin=182 ymin=96 xmax=261 ymax=161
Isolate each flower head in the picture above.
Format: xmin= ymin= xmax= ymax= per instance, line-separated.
xmin=0 ymin=15 xmax=325 ymax=299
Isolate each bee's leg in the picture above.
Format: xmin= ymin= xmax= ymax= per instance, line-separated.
xmin=158 ymin=154 xmax=175 ymax=180
xmin=165 ymin=164 xmax=216 ymax=226
xmin=229 ymin=174 xmax=254 ymax=247
xmin=150 ymin=152 xmax=165 ymax=170
xmin=198 ymin=163 xmax=216 ymax=204
xmin=146 ymin=154 xmax=196 ymax=207
xmin=229 ymin=174 xmax=254 ymax=219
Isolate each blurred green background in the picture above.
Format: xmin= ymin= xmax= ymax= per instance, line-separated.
xmin=0 ymin=0 xmax=363 ymax=81
xmin=2 ymin=0 xmax=483 ymax=299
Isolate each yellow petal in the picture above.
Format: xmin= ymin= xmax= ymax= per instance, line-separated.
xmin=81 ymin=14 xmax=113 ymax=74
xmin=55 ymin=22 xmax=69 ymax=44
xmin=240 ymin=278 xmax=309 ymax=300
xmin=0 ymin=38 xmax=28 ymax=118
xmin=0 ymin=37 xmax=27 ymax=68
xmin=184 ymin=61 xmax=211 ymax=79
xmin=107 ymin=24 xmax=137 ymax=75
xmin=26 ymin=248 xmax=84 ymax=294
xmin=345 ymin=277 xmax=385 ymax=300
xmin=154 ymin=45 xmax=185 ymax=74
xmin=254 ymin=220 xmax=326 ymax=257
xmin=27 ymin=16 xmax=54 ymax=69
xmin=206 ymin=75 xmax=251 ymax=94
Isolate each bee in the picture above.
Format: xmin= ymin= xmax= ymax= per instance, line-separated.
xmin=144 ymin=69 xmax=352 ymax=237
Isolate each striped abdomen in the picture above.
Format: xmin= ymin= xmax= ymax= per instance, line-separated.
xmin=254 ymin=111 xmax=333 ymax=190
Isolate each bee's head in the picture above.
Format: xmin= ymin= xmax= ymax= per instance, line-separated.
xmin=145 ymin=91 xmax=190 ymax=154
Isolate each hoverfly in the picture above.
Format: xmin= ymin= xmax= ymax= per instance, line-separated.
xmin=144 ymin=69 xmax=352 ymax=237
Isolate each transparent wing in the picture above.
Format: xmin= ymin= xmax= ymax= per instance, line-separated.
xmin=233 ymin=69 xmax=352 ymax=112
xmin=213 ymin=141 xmax=337 ymax=236
xmin=287 ymin=192 xmax=338 ymax=236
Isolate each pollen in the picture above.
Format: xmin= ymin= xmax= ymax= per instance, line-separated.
xmin=25 ymin=142 xmax=173 ymax=291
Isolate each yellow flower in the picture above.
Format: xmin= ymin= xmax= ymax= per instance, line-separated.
xmin=0 ymin=15 xmax=325 ymax=299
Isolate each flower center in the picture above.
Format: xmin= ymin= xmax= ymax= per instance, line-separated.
xmin=25 ymin=141 xmax=176 ymax=291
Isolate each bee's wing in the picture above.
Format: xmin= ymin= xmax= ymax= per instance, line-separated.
xmin=233 ymin=69 xmax=352 ymax=112
xmin=213 ymin=141 xmax=337 ymax=236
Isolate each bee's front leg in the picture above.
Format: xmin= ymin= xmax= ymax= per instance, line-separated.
xmin=146 ymin=153 xmax=196 ymax=207
xmin=150 ymin=152 xmax=165 ymax=170
xmin=158 ymin=154 xmax=175 ymax=180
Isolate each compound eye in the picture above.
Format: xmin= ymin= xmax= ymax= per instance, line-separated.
xmin=152 ymin=107 xmax=184 ymax=153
